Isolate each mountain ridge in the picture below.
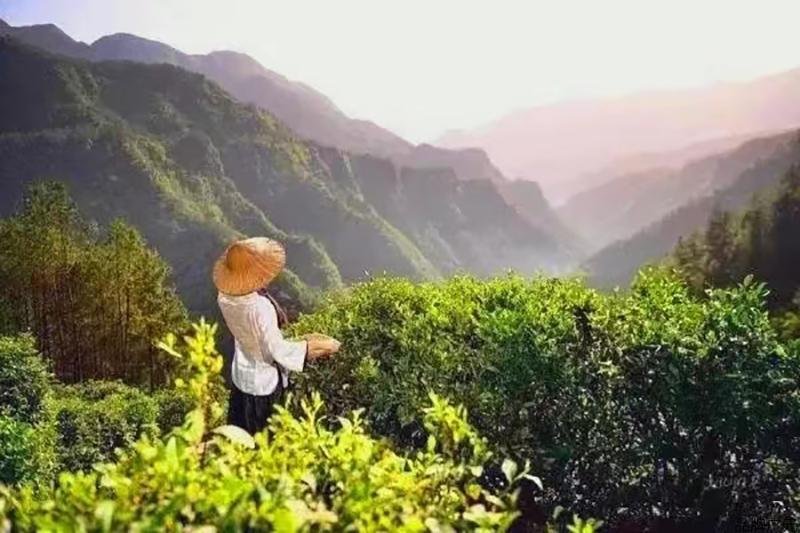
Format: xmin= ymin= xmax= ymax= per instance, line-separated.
xmin=583 ymin=131 xmax=800 ymax=288
xmin=0 ymin=21 xmax=509 ymax=184
xmin=436 ymin=65 xmax=800 ymax=203
xmin=0 ymin=20 xmax=585 ymax=258
xmin=559 ymin=130 xmax=797 ymax=252
xmin=0 ymin=37 xmax=576 ymax=320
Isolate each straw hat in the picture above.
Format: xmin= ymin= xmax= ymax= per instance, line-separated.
xmin=213 ymin=237 xmax=286 ymax=296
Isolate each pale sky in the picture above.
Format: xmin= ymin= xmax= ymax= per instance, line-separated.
xmin=3 ymin=0 xmax=800 ymax=143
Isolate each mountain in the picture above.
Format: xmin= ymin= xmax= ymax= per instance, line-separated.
xmin=398 ymin=144 xmax=505 ymax=183
xmin=671 ymin=167 xmax=800 ymax=315
xmin=559 ymin=131 xmax=796 ymax=253
xmin=0 ymin=21 xmax=510 ymax=186
xmin=0 ymin=38 xmax=573 ymax=318
xmin=495 ymin=180 xmax=588 ymax=258
xmin=437 ymin=71 xmax=800 ymax=203
xmin=89 ymin=32 xmax=414 ymax=161
xmin=558 ymin=131 xmax=777 ymax=203
xmin=583 ymin=131 xmax=800 ymax=289
xmin=0 ymin=18 xmax=92 ymax=59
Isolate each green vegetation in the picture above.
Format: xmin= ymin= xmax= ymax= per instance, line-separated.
xmin=673 ymin=166 xmax=800 ymax=340
xmin=49 ymin=381 xmax=192 ymax=473
xmin=291 ymin=272 xmax=800 ymax=529
xmin=0 ymin=322 xmax=571 ymax=532
xmin=0 ymin=37 xmax=574 ymax=321
xmin=0 ymin=331 xmax=196 ymax=487
xmin=0 ymin=183 xmax=187 ymax=385
xmin=585 ymin=133 xmax=800 ymax=289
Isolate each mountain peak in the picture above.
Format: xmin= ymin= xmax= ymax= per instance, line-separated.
xmin=91 ymin=32 xmax=184 ymax=64
xmin=0 ymin=20 xmax=91 ymax=58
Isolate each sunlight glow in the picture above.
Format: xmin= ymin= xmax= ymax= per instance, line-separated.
xmin=3 ymin=0 xmax=800 ymax=142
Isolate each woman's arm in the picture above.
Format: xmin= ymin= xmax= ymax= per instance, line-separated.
xmin=256 ymin=298 xmax=307 ymax=372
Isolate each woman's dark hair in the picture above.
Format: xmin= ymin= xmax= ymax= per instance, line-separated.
xmin=259 ymin=289 xmax=288 ymax=328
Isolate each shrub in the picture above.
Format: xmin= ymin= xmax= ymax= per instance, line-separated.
xmin=153 ymin=388 xmax=196 ymax=431
xmin=0 ymin=335 xmax=51 ymax=424
xmin=50 ymin=381 xmax=160 ymax=472
xmin=0 ymin=321 xmax=548 ymax=532
xmin=290 ymin=270 xmax=800 ymax=529
xmin=0 ymin=416 xmax=56 ymax=488
xmin=0 ymin=417 xmax=37 ymax=486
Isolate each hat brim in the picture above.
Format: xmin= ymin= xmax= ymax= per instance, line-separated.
xmin=213 ymin=238 xmax=286 ymax=296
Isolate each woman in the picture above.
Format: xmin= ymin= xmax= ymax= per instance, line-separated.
xmin=213 ymin=237 xmax=340 ymax=435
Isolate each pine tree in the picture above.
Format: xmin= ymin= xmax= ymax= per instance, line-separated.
xmin=0 ymin=182 xmax=188 ymax=384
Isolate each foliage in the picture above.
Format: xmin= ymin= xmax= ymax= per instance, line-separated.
xmin=0 ymin=321 xmax=535 ymax=532
xmin=50 ymin=381 xmax=161 ymax=473
xmin=0 ymin=335 xmax=195 ymax=487
xmin=0 ymin=334 xmax=51 ymax=424
xmin=290 ymin=272 xmax=800 ymax=529
xmin=0 ymin=416 xmax=56 ymax=488
xmin=0 ymin=336 xmax=58 ymax=489
xmin=672 ymin=165 xmax=800 ymax=340
xmin=586 ymin=133 xmax=800 ymax=290
xmin=0 ymin=182 xmax=188 ymax=385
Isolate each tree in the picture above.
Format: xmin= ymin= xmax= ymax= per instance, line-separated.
xmin=702 ymin=208 xmax=738 ymax=287
xmin=0 ymin=182 xmax=187 ymax=385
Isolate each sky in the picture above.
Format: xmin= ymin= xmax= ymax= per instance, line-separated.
xmin=3 ymin=0 xmax=800 ymax=143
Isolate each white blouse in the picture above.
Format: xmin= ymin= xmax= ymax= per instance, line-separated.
xmin=217 ymin=291 xmax=308 ymax=396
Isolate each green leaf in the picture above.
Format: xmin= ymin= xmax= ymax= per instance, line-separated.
xmin=522 ymin=474 xmax=543 ymax=490
xmin=501 ymin=458 xmax=518 ymax=483
xmin=94 ymin=500 xmax=114 ymax=532
xmin=212 ymin=425 xmax=256 ymax=449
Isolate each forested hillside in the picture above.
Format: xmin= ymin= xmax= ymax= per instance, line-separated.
xmin=0 ymin=38 xmax=572 ymax=318
xmin=0 ymin=19 xmax=520 ymax=188
xmin=560 ymin=131 xmax=795 ymax=252
xmin=671 ymin=166 xmax=800 ymax=338
xmin=584 ymin=133 xmax=800 ymax=288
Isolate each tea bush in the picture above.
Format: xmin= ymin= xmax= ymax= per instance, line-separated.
xmin=50 ymin=381 xmax=195 ymax=473
xmin=0 ymin=333 xmax=196 ymax=481
xmin=0 ymin=335 xmax=58 ymax=488
xmin=0 ymin=335 xmax=51 ymax=424
xmin=290 ymin=269 xmax=800 ymax=529
xmin=0 ymin=321 xmax=584 ymax=532
xmin=0 ymin=417 xmax=54 ymax=488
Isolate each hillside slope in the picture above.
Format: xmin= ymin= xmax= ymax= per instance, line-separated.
xmin=0 ymin=20 xmax=508 ymax=185
xmin=559 ymin=131 xmax=795 ymax=252
xmin=0 ymin=39 xmax=573 ymax=316
xmin=583 ymin=132 xmax=800 ymax=288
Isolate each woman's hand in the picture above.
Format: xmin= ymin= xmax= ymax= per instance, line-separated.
xmin=304 ymin=334 xmax=341 ymax=360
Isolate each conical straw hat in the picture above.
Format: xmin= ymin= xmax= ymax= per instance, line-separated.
xmin=213 ymin=237 xmax=286 ymax=296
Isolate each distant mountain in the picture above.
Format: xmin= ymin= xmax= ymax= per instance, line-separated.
xmin=436 ymin=71 xmax=800 ymax=203
xmin=559 ymin=131 xmax=795 ymax=253
xmin=583 ymin=132 xmax=800 ymax=289
xmin=0 ymin=38 xmax=573 ymax=318
xmin=0 ymin=21 xmax=508 ymax=185
xmin=559 ymin=131 xmax=777 ymax=203
xmin=496 ymin=180 xmax=588 ymax=258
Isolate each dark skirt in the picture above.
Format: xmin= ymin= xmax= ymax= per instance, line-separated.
xmin=226 ymin=378 xmax=285 ymax=436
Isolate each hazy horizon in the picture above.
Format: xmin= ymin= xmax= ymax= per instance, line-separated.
xmin=3 ymin=0 xmax=800 ymax=144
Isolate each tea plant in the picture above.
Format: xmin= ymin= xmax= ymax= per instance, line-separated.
xmin=0 ymin=321 xmax=549 ymax=532
xmin=290 ymin=270 xmax=800 ymax=529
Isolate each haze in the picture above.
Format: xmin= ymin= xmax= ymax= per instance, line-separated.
xmin=3 ymin=0 xmax=800 ymax=143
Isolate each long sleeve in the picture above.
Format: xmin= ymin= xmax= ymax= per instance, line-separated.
xmin=255 ymin=298 xmax=307 ymax=372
